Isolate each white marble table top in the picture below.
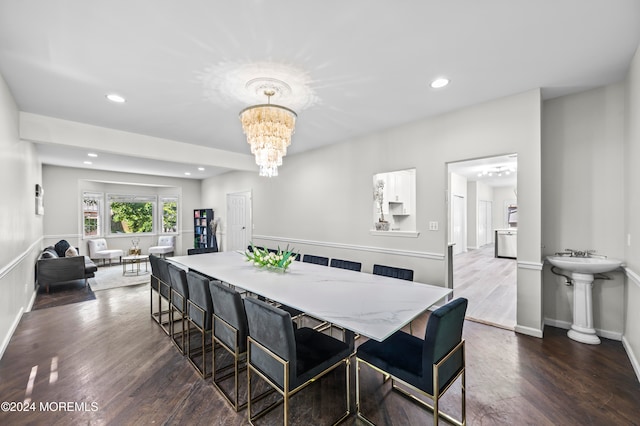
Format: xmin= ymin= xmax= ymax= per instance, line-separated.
xmin=170 ymin=251 xmax=451 ymax=342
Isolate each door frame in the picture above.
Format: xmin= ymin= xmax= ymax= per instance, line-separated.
xmin=226 ymin=190 xmax=252 ymax=252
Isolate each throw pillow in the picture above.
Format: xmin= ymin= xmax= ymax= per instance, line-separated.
xmin=65 ymin=246 xmax=79 ymax=257
xmin=54 ymin=240 xmax=71 ymax=257
xmin=40 ymin=248 xmax=57 ymax=259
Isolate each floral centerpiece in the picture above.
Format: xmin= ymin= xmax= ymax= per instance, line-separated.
xmin=245 ymin=243 xmax=298 ymax=272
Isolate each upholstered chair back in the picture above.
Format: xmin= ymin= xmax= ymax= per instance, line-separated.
xmin=87 ymin=238 xmax=108 ymax=257
xmin=156 ymin=258 xmax=172 ymax=298
xmin=168 ymin=264 xmax=188 ymax=312
xmin=186 ymin=271 xmax=213 ymax=330
xmin=373 ymin=264 xmax=414 ymax=281
xmin=421 ymin=297 xmax=468 ymax=393
xmin=244 ymin=297 xmax=297 ymax=389
xmin=157 ymin=235 xmax=175 ymax=247
xmin=330 ymin=258 xmax=362 ymax=271
xmin=210 ymin=281 xmax=249 ymax=352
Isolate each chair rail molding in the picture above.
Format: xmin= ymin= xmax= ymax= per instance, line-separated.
xmin=626 ymin=267 xmax=640 ymax=290
xmin=253 ymin=235 xmax=443 ymax=261
xmin=518 ymin=260 xmax=543 ymax=270
xmin=0 ymin=237 xmax=42 ymax=281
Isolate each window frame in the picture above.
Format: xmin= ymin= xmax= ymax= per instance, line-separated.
xmin=106 ymin=194 xmax=157 ymax=236
xmin=159 ymin=196 xmax=179 ymax=234
xmin=82 ymin=192 xmax=104 ymax=238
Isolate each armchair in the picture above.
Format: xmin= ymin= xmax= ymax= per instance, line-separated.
xmin=149 ymin=235 xmax=175 ymax=258
xmin=87 ymin=238 xmax=123 ymax=266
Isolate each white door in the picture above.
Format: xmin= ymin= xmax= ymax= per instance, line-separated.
xmin=226 ymin=191 xmax=251 ymax=252
xmin=452 ymin=195 xmax=465 ymax=255
xmin=478 ymin=200 xmax=493 ymax=246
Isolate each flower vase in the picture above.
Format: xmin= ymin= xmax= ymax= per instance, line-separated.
xmin=265 ymin=265 xmax=287 ymax=274
xmin=375 ymin=221 xmax=390 ymax=231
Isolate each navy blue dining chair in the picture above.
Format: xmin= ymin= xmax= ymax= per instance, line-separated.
xmin=209 ymin=280 xmax=249 ymax=411
xmin=356 ymin=297 xmax=468 ymax=426
xmin=302 ymin=254 xmax=329 ymax=266
xmin=149 ymin=255 xmax=172 ymax=335
xmin=167 ymin=263 xmax=189 ymax=354
xmin=330 ymin=258 xmax=362 ymax=272
xmin=244 ymin=297 xmax=351 ymax=425
xmin=186 ymin=270 xmax=214 ymax=378
xmin=372 ymin=263 xmax=414 ymax=281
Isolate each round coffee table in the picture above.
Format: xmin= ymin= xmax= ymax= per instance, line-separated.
xmin=122 ymin=254 xmax=150 ymax=276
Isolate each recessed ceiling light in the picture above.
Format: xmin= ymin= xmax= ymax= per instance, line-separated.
xmin=87 ymin=153 xmax=98 ymax=158
xmin=83 ymin=161 xmax=93 ymax=165
xmin=198 ymin=167 xmax=205 ymax=171
xmin=106 ymin=93 xmax=126 ymax=103
xmin=430 ymin=78 xmax=450 ymax=89
xmin=184 ymin=172 xmax=191 ymax=176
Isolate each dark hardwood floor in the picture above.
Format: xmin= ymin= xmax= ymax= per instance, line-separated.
xmin=0 ymin=282 xmax=638 ymax=425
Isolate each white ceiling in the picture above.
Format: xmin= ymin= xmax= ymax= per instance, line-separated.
xmin=1 ymin=1 xmax=639 ymax=179
xmin=449 ymin=154 xmax=518 ymax=188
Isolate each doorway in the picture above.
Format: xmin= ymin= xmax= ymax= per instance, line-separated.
xmin=226 ymin=191 xmax=252 ymax=252
xmin=447 ymin=154 xmax=518 ymax=330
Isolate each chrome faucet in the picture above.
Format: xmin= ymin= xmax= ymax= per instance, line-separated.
xmin=555 ymin=249 xmax=600 ymax=258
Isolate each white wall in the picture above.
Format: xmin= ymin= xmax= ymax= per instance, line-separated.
xmin=493 ymin=186 xmax=518 ymax=230
xmin=0 ymin=74 xmax=43 ymax=358
xmin=203 ymin=89 xmax=544 ymax=335
xmin=624 ymin=45 xmax=640 ymax=378
xmin=41 ymin=165 xmax=202 ymax=257
xmin=541 ymin=83 xmax=626 ymax=339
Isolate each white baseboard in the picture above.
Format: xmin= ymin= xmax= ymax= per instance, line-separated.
xmin=543 ymin=317 xmax=622 ymax=341
xmin=0 ymin=307 xmax=24 ymax=361
xmin=622 ymin=336 xmax=640 ymax=383
xmin=514 ymin=324 xmax=543 ymax=338
xmin=26 ymin=286 xmax=38 ymax=313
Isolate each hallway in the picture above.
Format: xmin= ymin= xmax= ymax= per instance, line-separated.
xmin=453 ymin=244 xmax=517 ymax=329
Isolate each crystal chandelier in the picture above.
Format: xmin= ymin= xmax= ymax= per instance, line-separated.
xmin=239 ymin=89 xmax=297 ymax=177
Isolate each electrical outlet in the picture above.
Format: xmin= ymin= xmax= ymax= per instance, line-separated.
xmin=429 ymin=221 xmax=439 ymax=231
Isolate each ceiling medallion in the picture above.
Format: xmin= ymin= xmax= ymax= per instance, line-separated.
xmin=198 ymin=61 xmax=319 ymax=110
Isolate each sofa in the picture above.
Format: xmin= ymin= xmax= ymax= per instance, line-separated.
xmin=37 ymin=242 xmax=98 ymax=293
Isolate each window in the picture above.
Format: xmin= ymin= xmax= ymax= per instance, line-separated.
xmin=108 ymin=195 xmax=155 ymax=234
xmin=160 ymin=197 xmax=178 ymax=233
xmin=83 ymin=191 xmax=179 ymax=237
xmin=82 ymin=192 xmax=103 ymax=237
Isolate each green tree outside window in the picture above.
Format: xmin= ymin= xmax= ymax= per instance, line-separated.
xmin=110 ymin=201 xmax=154 ymax=233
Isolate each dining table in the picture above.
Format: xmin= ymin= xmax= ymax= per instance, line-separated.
xmin=170 ymin=251 xmax=451 ymax=342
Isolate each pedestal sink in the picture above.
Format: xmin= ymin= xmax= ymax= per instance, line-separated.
xmin=547 ymin=255 xmax=622 ymax=344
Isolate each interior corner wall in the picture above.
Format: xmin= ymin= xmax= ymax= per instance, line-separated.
xmin=0 ymin=73 xmax=43 ymax=359
xmin=541 ymin=83 xmax=626 ymax=338
xmin=202 ymin=89 xmax=543 ymax=334
xmin=41 ymin=165 xmax=201 ymax=257
xmin=623 ymin=44 xmax=640 ymax=378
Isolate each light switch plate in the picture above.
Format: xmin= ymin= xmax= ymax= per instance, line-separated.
xmin=429 ymin=221 xmax=439 ymax=231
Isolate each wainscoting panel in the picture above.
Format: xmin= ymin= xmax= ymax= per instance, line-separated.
xmin=0 ymin=238 xmax=41 ymax=359
xmin=623 ymin=267 xmax=640 ymax=381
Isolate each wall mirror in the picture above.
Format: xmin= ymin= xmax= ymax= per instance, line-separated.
xmin=372 ymin=168 xmax=416 ymax=232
